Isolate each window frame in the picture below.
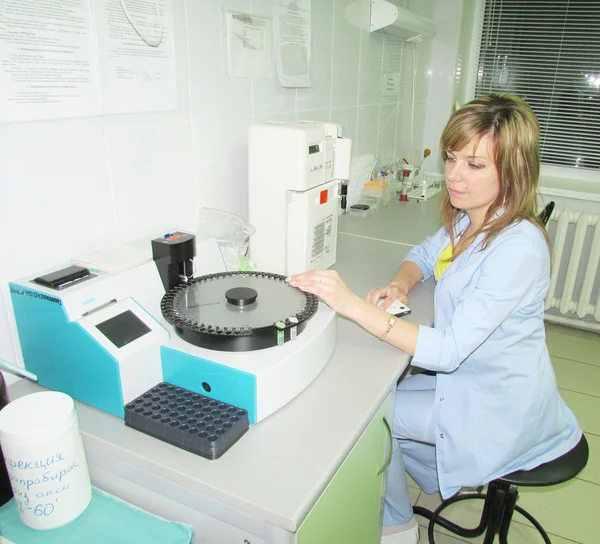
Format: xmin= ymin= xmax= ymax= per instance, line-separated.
xmin=462 ymin=0 xmax=600 ymax=186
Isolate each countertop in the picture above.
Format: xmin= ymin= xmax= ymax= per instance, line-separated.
xmin=339 ymin=194 xmax=443 ymax=246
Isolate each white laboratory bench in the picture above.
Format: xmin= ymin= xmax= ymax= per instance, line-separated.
xmin=339 ymin=194 xmax=443 ymax=246
xmin=8 ymin=205 xmax=437 ymax=544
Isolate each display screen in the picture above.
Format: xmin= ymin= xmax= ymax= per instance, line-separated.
xmin=96 ymin=310 xmax=151 ymax=349
xmin=308 ymin=144 xmax=320 ymax=154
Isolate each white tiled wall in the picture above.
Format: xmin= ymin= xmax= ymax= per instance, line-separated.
xmin=419 ymin=0 xmax=465 ymax=173
xmin=0 ymin=0 xmax=440 ymax=372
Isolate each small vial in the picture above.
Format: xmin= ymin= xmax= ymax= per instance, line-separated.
xmin=400 ymin=170 xmax=410 ymax=202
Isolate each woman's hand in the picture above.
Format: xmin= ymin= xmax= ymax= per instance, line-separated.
xmin=366 ymin=282 xmax=409 ymax=309
xmin=286 ymin=269 xmax=361 ymax=319
xmin=288 ymin=269 xmax=419 ymax=356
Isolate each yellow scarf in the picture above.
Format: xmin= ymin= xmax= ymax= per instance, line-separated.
xmin=435 ymin=242 xmax=453 ymax=281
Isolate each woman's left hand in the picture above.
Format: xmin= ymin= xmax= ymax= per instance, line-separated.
xmin=286 ymin=269 xmax=361 ymax=318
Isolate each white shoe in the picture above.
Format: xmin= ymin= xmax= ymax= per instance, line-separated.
xmin=381 ymin=519 xmax=419 ymax=543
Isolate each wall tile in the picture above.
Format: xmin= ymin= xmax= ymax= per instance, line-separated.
xmin=171 ymin=0 xmax=192 ymax=120
xmin=401 ymin=40 xmax=433 ymax=105
xmin=331 ymin=106 xmax=358 ymax=144
xmin=296 ymin=0 xmax=334 ymax=112
xmin=296 ymin=109 xmax=332 ymax=123
xmin=407 ymin=0 xmax=436 ymax=17
xmin=251 ymin=111 xmax=297 ymax=123
xmin=413 ymin=41 xmax=434 ymax=100
xmin=192 ymin=115 xmax=252 ymax=220
xmin=399 ymin=42 xmax=416 ymax=101
xmin=356 ymin=104 xmax=380 ymax=156
xmin=0 ymin=120 xmax=115 ymax=276
xmin=358 ymin=30 xmax=385 ymax=105
xmin=252 ymin=78 xmax=297 ymax=117
xmin=422 ymin=0 xmax=463 ymax=168
xmin=382 ymin=37 xmax=403 ymax=73
xmin=186 ymin=0 xmax=252 ymax=119
xmin=331 ymin=0 xmax=362 ymax=108
xmin=104 ymin=117 xmax=196 ymax=241
xmin=394 ymin=101 xmax=410 ymax=161
xmin=397 ymin=99 xmax=428 ymax=164
xmin=378 ymin=103 xmax=399 ymax=164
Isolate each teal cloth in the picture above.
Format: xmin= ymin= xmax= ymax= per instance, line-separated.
xmin=0 ymin=487 xmax=194 ymax=543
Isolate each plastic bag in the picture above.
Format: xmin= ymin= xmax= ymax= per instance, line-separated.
xmin=196 ymin=208 xmax=256 ymax=271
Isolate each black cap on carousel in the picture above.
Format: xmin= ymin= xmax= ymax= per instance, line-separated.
xmin=160 ymin=271 xmax=318 ymax=352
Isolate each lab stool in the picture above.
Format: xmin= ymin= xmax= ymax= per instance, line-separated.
xmin=413 ymin=434 xmax=589 ymax=544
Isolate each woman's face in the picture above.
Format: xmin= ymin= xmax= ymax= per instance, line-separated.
xmin=444 ymin=133 xmax=501 ymax=227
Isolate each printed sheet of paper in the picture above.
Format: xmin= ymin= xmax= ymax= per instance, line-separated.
xmin=94 ymin=0 xmax=177 ymax=114
xmin=274 ymin=0 xmax=312 ymax=88
xmin=72 ymin=245 xmax=152 ymax=273
xmin=0 ymin=0 xmax=101 ymax=123
xmin=226 ymin=12 xmax=273 ymax=79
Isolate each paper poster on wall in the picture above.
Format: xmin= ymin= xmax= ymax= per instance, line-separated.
xmin=225 ymin=12 xmax=273 ymax=79
xmin=0 ymin=0 xmax=102 ymax=123
xmin=93 ymin=0 xmax=177 ymax=114
xmin=274 ymin=0 xmax=313 ymax=88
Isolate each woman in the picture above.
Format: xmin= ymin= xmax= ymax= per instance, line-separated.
xmin=287 ymin=93 xmax=582 ymax=544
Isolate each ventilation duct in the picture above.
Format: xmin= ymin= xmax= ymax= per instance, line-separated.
xmin=370 ymin=0 xmax=437 ymax=43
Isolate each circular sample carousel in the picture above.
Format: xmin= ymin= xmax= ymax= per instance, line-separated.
xmin=160 ymin=271 xmax=318 ymax=352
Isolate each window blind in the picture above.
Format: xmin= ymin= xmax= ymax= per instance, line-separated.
xmin=473 ymin=0 xmax=600 ymax=171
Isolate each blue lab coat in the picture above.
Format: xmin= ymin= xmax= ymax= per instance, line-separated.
xmin=405 ymin=214 xmax=582 ymax=498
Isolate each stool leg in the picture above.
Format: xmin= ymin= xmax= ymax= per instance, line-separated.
xmin=414 ymin=484 xmax=498 ymax=538
xmin=482 ymin=488 xmax=507 ymax=544
xmin=513 ymin=505 xmax=552 ymax=544
xmin=416 ymin=482 xmax=554 ymax=544
xmin=477 ymin=481 xmax=504 ymax=533
xmin=414 ymin=494 xmax=486 ymax=543
xmin=498 ymin=486 xmax=518 ymax=544
xmin=414 ymin=483 xmax=507 ymax=544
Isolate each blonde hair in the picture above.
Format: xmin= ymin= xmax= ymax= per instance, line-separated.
xmin=440 ymin=93 xmax=547 ymax=259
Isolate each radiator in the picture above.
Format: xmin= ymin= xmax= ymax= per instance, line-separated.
xmin=545 ymin=208 xmax=600 ymax=332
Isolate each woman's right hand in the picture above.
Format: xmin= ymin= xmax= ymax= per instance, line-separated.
xmin=366 ymin=282 xmax=409 ymax=310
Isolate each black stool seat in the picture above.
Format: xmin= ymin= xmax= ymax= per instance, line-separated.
xmin=414 ymin=434 xmax=589 ymax=544
xmin=499 ymin=434 xmax=588 ymax=487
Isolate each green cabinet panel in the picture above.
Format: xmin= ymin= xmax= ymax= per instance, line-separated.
xmin=296 ymin=395 xmax=392 ymax=544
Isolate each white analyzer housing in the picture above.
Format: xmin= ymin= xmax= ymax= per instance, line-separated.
xmin=248 ymin=122 xmax=352 ymax=275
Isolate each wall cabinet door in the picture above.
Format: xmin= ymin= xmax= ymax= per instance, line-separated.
xmin=295 ymin=395 xmax=392 ymax=544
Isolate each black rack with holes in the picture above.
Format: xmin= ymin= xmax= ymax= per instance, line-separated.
xmin=125 ymin=382 xmax=249 ymax=460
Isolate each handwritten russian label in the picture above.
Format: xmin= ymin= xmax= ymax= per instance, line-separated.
xmin=6 ymin=453 xmax=65 ymax=471
xmin=6 ymin=452 xmax=82 ymax=518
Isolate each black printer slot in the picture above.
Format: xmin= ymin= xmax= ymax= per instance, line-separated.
xmin=33 ymin=265 xmax=92 ymax=290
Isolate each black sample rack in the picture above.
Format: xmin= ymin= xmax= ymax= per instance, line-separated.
xmin=125 ymin=382 xmax=249 ymax=460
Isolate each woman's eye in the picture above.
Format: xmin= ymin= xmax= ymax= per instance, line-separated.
xmin=444 ymin=156 xmax=456 ymax=163
xmin=469 ymin=162 xmax=484 ymax=170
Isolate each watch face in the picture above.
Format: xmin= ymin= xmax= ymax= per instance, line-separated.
xmin=161 ymin=271 xmax=318 ymax=352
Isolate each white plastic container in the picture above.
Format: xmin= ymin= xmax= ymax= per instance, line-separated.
xmin=0 ymin=391 xmax=92 ymax=530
